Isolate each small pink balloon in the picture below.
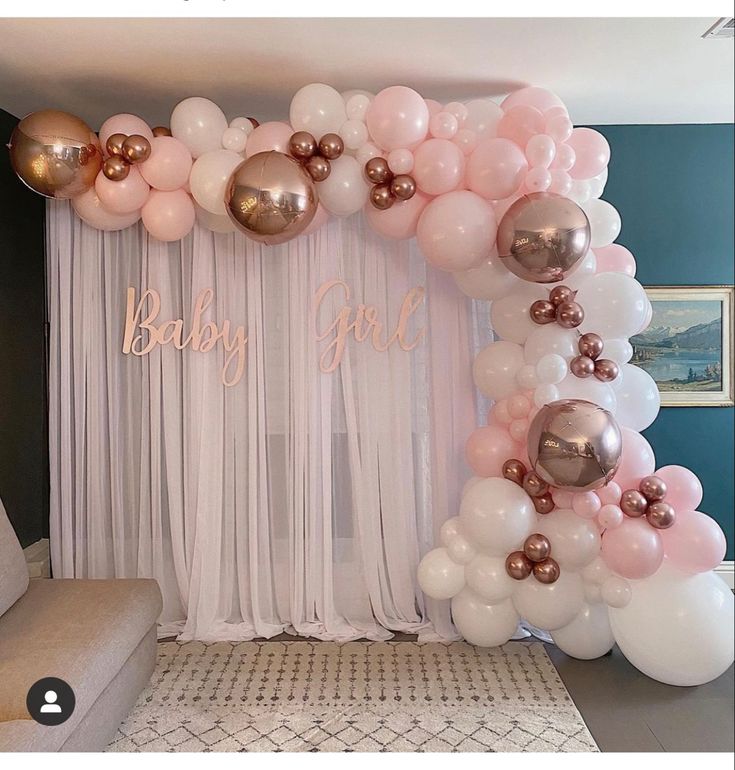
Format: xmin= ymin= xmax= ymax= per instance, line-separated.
xmin=572 ymin=491 xmax=602 ymax=519
xmin=597 ymin=481 xmax=622 ymax=505
xmin=429 ymin=111 xmax=459 ymax=139
xmin=139 ymin=136 xmax=193 ymax=191
xmin=72 ymin=188 xmax=141 ymax=231
xmin=465 ymin=425 xmax=521 ymax=478
xmin=444 ymin=101 xmax=469 ymax=123
xmin=660 ymin=510 xmax=726 ymax=574
xmin=545 ymin=113 xmax=573 ymax=143
xmin=524 ymin=167 xmax=552 ymax=192
xmin=366 ymin=86 xmax=430 ymax=151
xmin=654 ymin=465 xmax=704 ymax=512
xmin=501 ymin=87 xmax=565 ymax=114
xmin=453 ymin=128 xmax=478 ymax=156
xmin=598 ymin=504 xmax=624 ymax=530
xmin=99 ymin=113 xmax=154 ymax=154
xmin=601 ymin=518 xmax=664 ymax=580
xmin=424 ymin=99 xmax=443 ymax=117
xmin=95 ymin=166 xmax=150 ymax=214
xmin=244 ymin=121 xmax=293 ymax=158
xmin=548 ymin=169 xmax=573 ymax=196
xmin=525 ymin=134 xmax=556 ymax=168
xmin=595 ymin=243 xmax=637 ymax=277
xmin=509 ymin=419 xmax=529 ymax=443
xmin=508 ymin=394 xmax=531 ymax=419
xmin=412 ymin=138 xmax=465 ymax=196
xmin=497 ymin=105 xmax=545 ymax=147
xmin=141 ymin=189 xmax=195 ymax=242
xmin=301 ymin=202 xmax=329 ymax=237
xmin=467 ymin=138 xmax=528 ymax=200
xmin=387 ymin=148 xmax=414 ymax=174
xmin=365 ymin=191 xmax=431 ymax=240
xmin=552 ymin=489 xmax=573 ymax=509
xmin=492 ymin=399 xmax=513 ymax=425
xmin=614 ymin=428 xmax=656 ymax=491
xmin=566 ymin=127 xmax=611 ymax=179
xmin=551 ymin=143 xmax=576 ymax=171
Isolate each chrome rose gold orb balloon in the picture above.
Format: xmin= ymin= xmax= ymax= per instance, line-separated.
xmin=523 ymin=533 xmax=551 ymax=563
xmin=497 ymin=193 xmax=591 ymax=283
xmin=225 ymin=151 xmax=318 ymax=245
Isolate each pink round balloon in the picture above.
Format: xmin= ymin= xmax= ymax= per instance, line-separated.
xmin=551 ymin=143 xmax=576 ymax=171
xmin=654 ymin=465 xmax=703 ymax=512
xmin=601 ymin=518 xmax=664 ymax=580
xmin=141 ymin=189 xmax=195 ymax=242
xmin=425 ymin=99 xmax=443 ymax=117
xmin=244 ymin=121 xmax=293 ymax=158
xmin=595 ymin=243 xmax=637 ymax=277
xmin=416 ymin=190 xmax=497 ymax=271
xmin=524 ymin=167 xmax=551 ymax=192
xmin=614 ymin=428 xmax=656 ymax=491
xmin=429 ymin=111 xmax=459 ymax=139
xmin=467 ymin=138 xmax=528 ymax=201
xmin=365 ymin=191 xmax=431 ymax=240
xmin=572 ymin=492 xmax=602 ymax=519
xmin=548 ymin=169 xmax=573 ymax=196
xmin=366 ymin=86 xmax=429 ymax=151
xmin=99 ymin=113 xmax=154 ymax=155
xmin=453 ymin=128 xmax=478 ymax=156
xmin=465 ymin=425 xmax=520 ymax=478
xmin=95 ymin=166 xmax=150 ymax=214
xmin=139 ymin=136 xmax=193 ymax=191
xmin=598 ymin=504 xmax=624 ymax=530
xmin=552 ymin=489 xmax=573 ymax=508
xmin=501 ymin=87 xmax=565 ymax=114
xmin=525 ymin=134 xmax=556 ymax=168
xmin=301 ymin=202 xmax=329 ymax=237
xmin=566 ymin=128 xmax=610 ymax=179
xmin=597 ymin=481 xmax=622 ymax=505
xmin=387 ymin=148 xmax=414 ymax=174
xmin=497 ymin=105 xmax=545 ymax=148
xmin=72 ymin=188 xmax=141 ymax=231
xmin=660 ymin=510 xmax=726 ymax=574
xmin=412 ymin=138 xmax=465 ymax=196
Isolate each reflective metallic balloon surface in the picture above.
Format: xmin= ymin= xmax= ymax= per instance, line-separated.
xmin=527 ymin=398 xmax=622 ymax=491
xmin=225 ymin=151 xmax=318 ymax=245
xmin=8 ymin=109 xmax=102 ymax=198
xmin=497 ymin=193 xmax=591 ymax=283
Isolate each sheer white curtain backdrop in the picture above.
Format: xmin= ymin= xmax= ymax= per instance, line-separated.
xmin=46 ymin=201 xmax=492 ymax=642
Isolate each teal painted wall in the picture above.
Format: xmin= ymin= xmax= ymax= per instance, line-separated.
xmin=591 ymin=124 xmax=734 ymax=559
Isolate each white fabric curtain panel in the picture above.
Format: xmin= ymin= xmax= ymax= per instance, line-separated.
xmin=46 ymin=201 xmax=485 ymax=642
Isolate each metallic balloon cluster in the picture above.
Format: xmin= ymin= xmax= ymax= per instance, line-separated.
xmin=620 ymin=475 xmax=676 ymax=530
xmin=288 ymin=130 xmax=344 ymax=182
xmin=506 ymin=533 xmax=560 ymax=584
xmin=530 ymin=284 xmax=584 ymax=329
xmin=502 ymin=459 xmax=554 ymax=514
xmin=363 ymin=156 xmax=417 ymax=210
xmin=570 ymin=333 xmax=619 ymax=383
xmin=103 ymin=132 xmax=153 ymax=182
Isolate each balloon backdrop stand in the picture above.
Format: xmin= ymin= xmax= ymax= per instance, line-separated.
xmin=8 ymin=83 xmax=733 ymax=687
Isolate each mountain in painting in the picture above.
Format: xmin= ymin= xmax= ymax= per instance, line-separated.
xmin=633 ymin=319 xmax=721 ymax=350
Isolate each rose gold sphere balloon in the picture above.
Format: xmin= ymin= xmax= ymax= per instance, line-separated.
xmin=106 ymin=132 xmax=128 ymax=157
xmin=549 ymin=285 xmax=574 ymax=307
xmin=530 ymin=300 xmax=557 ymax=325
xmin=522 ymin=471 xmax=548 ymax=498
xmin=578 ymin=332 xmax=604 ymax=360
xmin=527 ymin=399 xmax=622 ymax=492
xmin=639 ymin=475 xmax=667 ymax=502
xmin=9 ymin=109 xmax=102 ymax=198
xmin=370 ymin=183 xmax=394 ymax=211
xmin=225 ymin=151 xmax=318 ymax=246
xmin=533 ymin=558 xmax=561 ymax=584
xmin=594 ymin=359 xmax=620 ymax=383
xmin=502 ymin=458 xmax=527 ymax=486
xmin=304 ymin=155 xmax=331 ymax=182
xmin=506 ymin=551 xmax=533 ymax=580
xmin=556 ymin=301 xmax=585 ymax=328
xmin=318 ymin=133 xmax=344 ymax=160
xmin=497 ymin=193 xmax=591 ymax=283
xmin=365 ymin=156 xmax=392 ymax=184
xmin=390 ymin=174 xmax=417 ymax=201
xmin=646 ymin=501 xmax=676 ymax=529
xmin=570 ymin=355 xmax=595 ymax=378
xmin=620 ymin=489 xmax=648 ymax=517
xmin=152 ymin=126 xmax=172 ymax=137
xmin=289 ymin=131 xmax=317 ymax=161
xmin=102 ymin=155 xmax=130 ymax=181
xmin=533 ymin=493 xmax=555 ymax=514
xmin=523 ymin=533 xmax=551 ymax=563
xmin=122 ymin=134 xmax=152 ymax=164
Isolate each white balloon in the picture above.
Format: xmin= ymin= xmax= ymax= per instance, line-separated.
xmin=461 ymin=477 xmax=483 ymax=498
xmin=230 ymin=117 xmax=255 ymax=135
xmin=489 ymin=284 xmax=548 ymax=344
xmin=189 ymin=149 xmax=243 ymax=215
xmin=417 ymin=547 xmax=466 ymax=600
xmin=555 ymin=373 xmax=617 ymax=414
xmin=453 ymin=252 xmax=519 ymax=300
xmin=194 ymin=203 xmax=236 ymax=233
xmin=452 ymin=590 xmax=519 ymax=647
xmin=536 ymin=509 xmax=601 ymax=570
xmin=345 ymin=93 xmax=372 ymax=121
xmin=171 ymin=97 xmax=229 ymax=159
xmin=513 ymin=570 xmax=585 ymax=631
xmin=339 ymin=119 xmax=369 ymax=151
xmin=583 ymin=198 xmax=621 ymax=248
xmin=463 ymin=99 xmax=503 ymax=140
xmin=473 ymin=341 xmax=525 ymax=400
xmin=459 ymin=477 xmax=536 ymax=555
xmin=584 ymin=583 xmax=602 ymax=603
xmin=221 ymin=126 xmax=248 ymax=153
xmin=563 ymin=248 xmax=597 ymax=290
xmin=447 ymin=534 xmax=477 ymax=565
xmin=516 ymin=364 xmax=539 ymax=390
xmin=552 ymin=602 xmax=615 ymax=659
xmin=576 ymin=272 xmax=648 ymax=339
xmin=609 ymin=562 xmax=734 ymax=685
xmin=524 ymin=325 xmax=578 ymax=365
xmin=356 ymin=142 xmax=381 ymax=166
xmin=317 ymin=155 xmax=369 ymax=216
xmin=534 ymin=383 xmax=559 ymax=408
xmin=600 ymin=576 xmax=632 ymax=608
xmin=582 ymin=557 xmax=612 ymax=586
xmin=536 ymin=353 xmax=568 ymax=385
xmin=615 ymin=364 xmax=660 ymax=431
xmin=290 ymin=83 xmax=347 ymax=137
xmin=587 ymin=167 xmax=608 ymax=199
xmin=465 ymin=554 xmax=517 ymax=604
xmin=439 ymin=516 xmax=463 ymax=547
xmin=603 ymin=338 xmax=633 ymax=366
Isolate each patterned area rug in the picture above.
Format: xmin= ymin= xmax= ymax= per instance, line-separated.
xmin=108 ymin=640 xmax=598 ymax=752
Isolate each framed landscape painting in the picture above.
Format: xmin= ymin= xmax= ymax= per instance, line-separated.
xmin=631 ymin=286 xmax=734 ymax=407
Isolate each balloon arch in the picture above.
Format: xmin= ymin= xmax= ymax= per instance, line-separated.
xmin=8 ymin=83 xmax=734 ymax=686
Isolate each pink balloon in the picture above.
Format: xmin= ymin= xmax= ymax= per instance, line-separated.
xmin=412 ymin=138 xmax=465 ymax=196
xmin=99 ymin=113 xmax=153 ymax=154
xmin=95 ymin=167 xmax=150 ymax=214
xmin=601 ymin=518 xmax=664 ymax=580
xmin=548 ymin=169 xmax=573 ymax=196
xmin=429 ymin=111 xmax=459 ymax=139
xmin=597 ymin=481 xmax=622 ymax=505
xmin=501 ymin=87 xmax=565 ymax=114
xmin=366 ymin=86 xmax=429 ymax=151
xmin=301 ymin=202 xmax=329 ymax=237
xmin=525 ymin=134 xmax=556 ymax=168
xmin=425 ymin=99 xmax=443 ymax=117
xmin=566 ymin=128 xmax=610 ymax=179
xmin=524 ymin=167 xmax=551 ymax=192
xmin=244 ymin=121 xmax=293 ymax=158
xmin=453 ymin=128 xmax=478 ymax=156
xmin=365 ymin=190 xmax=431 ymax=240
xmin=552 ymin=489 xmax=573 ymax=509
xmin=572 ymin=492 xmax=602 ymax=519
xmin=387 ymin=148 xmax=414 ymax=174
xmin=467 ymin=138 xmax=528 ymax=201
xmin=465 ymin=425 xmax=520 ymax=478
xmin=660 ymin=510 xmax=726 ymax=574
xmin=497 ymin=105 xmax=545 ymax=147
xmin=598 ymin=504 xmax=624 ymax=530
xmin=72 ymin=188 xmax=141 ymax=231
xmin=141 ymin=189 xmax=195 ymax=242
xmin=655 ymin=465 xmax=703 ymax=512
xmin=139 ymin=136 xmax=193 ymax=191
xmin=595 ymin=244 xmax=636 ymax=277
xmin=614 ymin=428 xmax=656 ymax=491
xmin=416 ymin=190 xmax=497 ymax=271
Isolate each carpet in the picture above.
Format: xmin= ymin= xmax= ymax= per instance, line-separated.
xmin=108 ymin=640 xmax=598 ymax=752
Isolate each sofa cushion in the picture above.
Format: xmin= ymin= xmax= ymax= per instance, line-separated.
xmin=0 ymin=578 xmax=162 ymax=728
xmin=0 ymin=499 xmax=29 ymax=618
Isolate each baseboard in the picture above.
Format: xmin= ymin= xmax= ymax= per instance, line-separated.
xmin=715 ymin=560 xmax=734 ymax=589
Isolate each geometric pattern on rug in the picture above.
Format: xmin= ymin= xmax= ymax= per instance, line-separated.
xmin=108 ymin=641 xmax=598 ymax=752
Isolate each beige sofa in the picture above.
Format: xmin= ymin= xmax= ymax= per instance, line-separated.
xmin=0 ymin=500 xmax=162 ymax=751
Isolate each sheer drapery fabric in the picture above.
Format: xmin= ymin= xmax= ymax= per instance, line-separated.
xmin=46 ymin=201 xmax=491 ymax=642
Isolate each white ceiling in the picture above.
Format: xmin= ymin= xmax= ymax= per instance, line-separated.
xmin=0 ymin=17 xmax=732 ymax=127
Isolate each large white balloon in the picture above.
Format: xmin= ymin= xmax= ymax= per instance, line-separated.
xmin=535 ymin=353 xmax=568 ymax=385
xmin=447 ymin=534 xmax=477 ymax=565
xmin=171 ymin=97 xmax=229 ymax=159
xmin=290 ymin=83 xmax=347 ymax=137
xmin=524 ymin=325 xmax=578 ymax=365
xmin=551 ymin=602 xmax=615 ymax=659
xmin=555 ymin=373 xmax=618 ymax=414
xmin=317 ymin=155 xmax=369 ymax=216
xmin=459 ymin=477 xmax=536 ymax=555
xmin=439 ymin=516 xmax=463 ymax=547
xmin=603 ymin=338 xmax=634 ymax=366
xmin=417 ymin=547 xmax=466 ymax=600
xmin=451 ymin=590 xmax=519 ymax=647
xmin=582 ymin=198 xmax=621 ymax=248
xmin=609 ymin=562 xmax=734 ymax=685
xmin=452 ymin=252 xmax=519 ymax=300
xmin=563 ymin=248 xmax=597 ymax=291
xmin=489 ymin=284 xmax=548 ymax=344
xmin=614 ymin=364 xmax=660 ymax=431
xmin=512 ymin=570 xmax=585 ymax=631
xmin=465 ymin=554 xmax=517 ymax=604
xmin=536 ymin=509 xmax=601 ymax=570
xmin=189 ymin=149 xmax=243 ymax=215
xmin=473 ymin=341 xmax=525 ymax=400
xmin=576 ymin=272 xmax=648 ymax=339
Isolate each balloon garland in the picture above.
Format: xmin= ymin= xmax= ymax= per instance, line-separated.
xmin=7 ymin=83 xmax=733 ymax=686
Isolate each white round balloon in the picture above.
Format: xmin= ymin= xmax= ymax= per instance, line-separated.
xmin=452 ymin=590 xmax=519 ymax=647
xmin=171 ymin=97 xmax=229 ymax=159
xmin=555 ymin=373 xmax=617 ymax=414
xmin=489 ymin=285 xmax=548 ymax=345
xmin=417 ymin=547 xmax=466 ymax=600
xmin=194 ymin=203 xmax=236 ymax=233
xmin=512 ymin=570 xmax=585 ymax=631
xmin=317 ymin=155 xmax=369 ymax=216
xmin=447 ymin=534 xmax=477 ymax=565
xmin=582 ymin=198 xmax=621 ymax=248
xmin=465 ymin=554 xmax=517 ymax=604
xmin=536 ymin=509 xmax=601 ymax=570
xmin=551 ymin=602 xmax=615 ymax=659
xmin=603 ymin=338 xmax=634 ymax=366
xmin=600 ymin=576 xmax=632 ymax=608
xmin=536 ymin=353 xmax=568 ymax=385
xmin=453 ymin=252 xmax=519 ymax=300
xmin=473 ymin=341 xmax=525 ymax=400
xmin=290 ymin=83 xmax=347 ymax=137
xmin=614 ymin=364 xmax=660 ymax=431
xmin=564 ymin=248 xmax=597 ymax=291
xmin=524 ymin=325 xmax=578 ymax=365
xmin=439 ymin=516 xmax=463 ymax=547
xmin=575 ymin=272 xmax=648 ymax=339
xmin=189 ymin=149 xmax=243 ymax=215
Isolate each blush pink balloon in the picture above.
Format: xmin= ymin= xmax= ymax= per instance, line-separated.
xmin=95 ymin=166 xmax=150 ymax=214
xmin=572 ymin=492 xmax=602 ymax=519
xmin=387 ymin=148 xmax=414 ymax=174
xmin=467 ymin=138 xmax=528 ymax=201
xmin=453 ymin=128 xmax=478 ymax=156
xmin=601 ymin=518 xmax=664 ymax=580
xmin=301 ymin=202 xmax=329 ymax=237
xmin=425 ymin=99 xmax=443 ymax=117
xmin=614 ymin=428 xmax=656 ymax=491
xmin=654 ymin=465 xmax=703 ymax=512
xmin=598 ymin=504 xmax=624 ymax=530
xmin=465 ymin=425 xmax=520 ymax=478
xmin=497 ymin=106 xmax=545 ymax=147
xmin=566 ymin=128 xmax=611 ymax=179
xmin=552 ymin=489 xmax=573 ymax=508
xmin=429 ymin=111 xmax=459 ymax=139
xmin=595 ymin=244 xmax=637 ymax=277
xmin=244 ymin=121 xmax=293 ymax=158
xmin=72 ymin=188 xmax=141 ymax=231
xmin=365 ymin=191 xmax=431 ymax=240
xmin=412 ymin=138 xmax=465 ymax=196
xmin=141 ymin=189 xmax=195 ymax=242
xmin=366 ymin=86 xmax=429 ymax=151
xmin=660 ymin=510 xmax=726 ymax=574
xmin=99 ymin=113 xmax=154 ymax=154
xmin=501 ymin=87 xmax=565 ymax=114
xmin=597 ymin=481 xmax=622 ymax=505
xmin=139 ymin=136 xmax=193 ymax=191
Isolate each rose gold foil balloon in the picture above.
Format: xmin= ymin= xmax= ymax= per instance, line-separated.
xmin=594 ymin=359 xmax=620 ymax=383
xmin=103 ymin=155 xmax=130 ymax=181
xmin=390 ymin=174 xmax=416 ymax=201
xmin=570 ymin=355 xmax=595 ymax=378
xmin=646 ymin=501 xmax=676 ymax=529
xmin=578 ymin=332 xmax=604 ymax=360
xmin=497 ymin=193 xmax=591 ymax=283
xmin=523 ymin=533 xmax=551 ymax=563
xmin=549 ymin=284 xmax=574 ymax=307
xmin=318 ymin=133 xmax=344 ymax=160
xmin=533 ymin=493 xmax=555 ymax=514
xmin=225 ymin=151 xmax=318 ymax=245
xmin=289 ymin=131 xmax=317 ymax=161
xmin=533 ymin=558 xmax=561 ymax=584
xmin=556 ymin=300 xmax=585 ymax=328
xmin=370 ymin=183 xmax=394 ymax=210
xmin=122 ymin=134 xmax=152 ymax=164
xmin=365 ymin=156 xmax=392 ymax=184
xmin=620 ymin=489 xmax=648 ymax=517
xmin=527 ymin=399 xmax=622 ymax=492
xmin=247 ymin=117 xmax=260 ymax=129
xmin=152 ymin=126 xmax=172 ymax=137
xmin=639 ymin=475 xmax=667 ymax=502
xmin=304 ymin=155 xmax=331 ymax=182
xmin=502 ymin=458 xmax=527 ymax=486
xmin=106 ymin=132 xmax=128 ymax=157
xmin=530 ymin=300 xmax=557 ymax=325
xmin=522 ymin=471 xmax=548 ymax=498
xmin=9 ymin=109 xmax=102 ymax=198
xmin=506 ymin=551 xmax=533 ymax=580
